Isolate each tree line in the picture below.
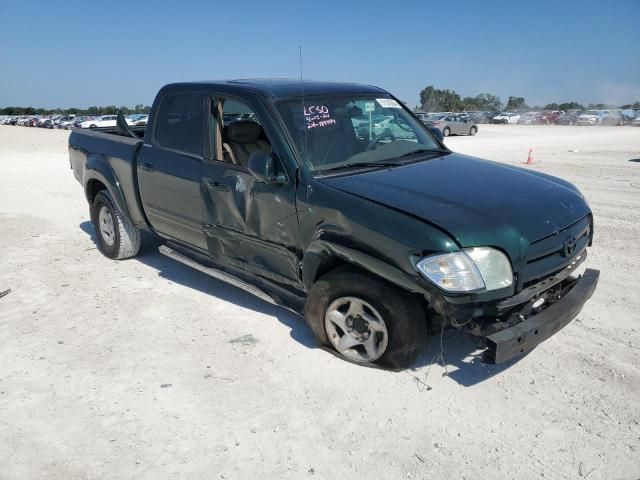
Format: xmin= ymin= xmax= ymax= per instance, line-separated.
xmin=0 ymin=104 xmax=152 ymax=116
xmin=3 ymin=90 xmax=639 ymax=116
xmin=417 ymin=85 xmax=640 ymax=112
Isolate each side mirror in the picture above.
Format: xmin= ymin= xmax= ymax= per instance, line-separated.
xmin=428 ymin=126 xmax=444 ymax=142
xmin=248 ymin=151 xmax=286 ymax=184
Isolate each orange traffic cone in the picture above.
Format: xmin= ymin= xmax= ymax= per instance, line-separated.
xmin=525 ymin=148 xmax=535 ymax=165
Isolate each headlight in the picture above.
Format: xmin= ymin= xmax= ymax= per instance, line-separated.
xmin=416 ymin=247 xmax=513 ymax=293
xmin=416 ymin=252 xmax=484 ymax=292
xmin=464 ymin=247 xmax=513 ymax=290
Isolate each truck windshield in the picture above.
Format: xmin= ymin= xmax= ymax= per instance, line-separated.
xmin=276 ymin=95 xmax=442 ymax=172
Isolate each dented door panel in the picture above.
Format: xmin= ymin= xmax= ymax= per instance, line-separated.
xmin=201 ymin=163 xmax=302 ymax=287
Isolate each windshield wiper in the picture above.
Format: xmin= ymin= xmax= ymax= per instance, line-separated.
xmin=396 ymin=148 xmax=449 ymax=159
xmin=319 ymin=161 xmax=400 ymax=172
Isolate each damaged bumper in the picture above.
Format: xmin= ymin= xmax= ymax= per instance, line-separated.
xmin=484 ymin=268 xmax=600 ymax=363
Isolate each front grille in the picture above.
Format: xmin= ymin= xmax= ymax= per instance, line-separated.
xmin=517 ymin=214 xmax=592 ymax=291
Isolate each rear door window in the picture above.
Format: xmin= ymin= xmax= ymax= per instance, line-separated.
xmin=154 ymin=94 xmax=205 ymax=157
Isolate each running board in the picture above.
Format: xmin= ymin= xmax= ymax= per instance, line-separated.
xmin=158 ymin=245 xmax=277 ymax=305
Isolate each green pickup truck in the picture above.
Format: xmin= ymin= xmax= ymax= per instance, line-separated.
xmin=69 ymin=79 xmax=599 ymax=369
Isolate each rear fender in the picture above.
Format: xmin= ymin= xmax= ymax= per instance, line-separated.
xmin=84 ymin=154 xmax=132 ymax=221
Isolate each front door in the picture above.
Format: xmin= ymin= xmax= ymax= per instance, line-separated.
xmin=200 ymin=95 xmax=302 ymax=288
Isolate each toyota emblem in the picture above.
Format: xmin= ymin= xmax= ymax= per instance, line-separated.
xmin=562 ymin=236 xmax=577 ymax=257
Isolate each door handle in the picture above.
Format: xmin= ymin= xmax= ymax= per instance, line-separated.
xmin=141 ymin=162 xmax=155 ymax=172
xmin=205 ymin=180 xmax=230 ymax=191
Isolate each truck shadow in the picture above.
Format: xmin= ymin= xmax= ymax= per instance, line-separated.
xmin=410 ymin=329 xmax=529 ymax=387
xmin=80 ymin=221 xmax=524 ymax=385
xmin=79 ymin=222 xmax=316 ymax=350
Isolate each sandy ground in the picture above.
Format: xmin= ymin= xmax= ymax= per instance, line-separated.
xmin=0 ymin=124 xmax=639 ymax=479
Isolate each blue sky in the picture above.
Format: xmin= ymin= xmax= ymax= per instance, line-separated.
xmin=1 ymin=0 xmax=638 ymax=108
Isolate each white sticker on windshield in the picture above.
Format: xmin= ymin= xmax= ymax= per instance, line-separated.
xmin=376 ymin=98 xmax=402 ymax=109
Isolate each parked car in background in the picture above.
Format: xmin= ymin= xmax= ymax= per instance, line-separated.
xmin=55 ymin=115 xmax=76 ymax=128
xmin=39 ymin=118 xmax=55 ymax=128
xmin=413 ymin=112 xmax=431 ymax=123
xmin=620 ymin=109 xmax=636 ymax=123
xmin=79 ymin=115 xmax=118 ymax=129
xmin=576 ymin=110 xmax=609 ymax=125
xmin=126 ymin=114 xmax=147 ymax=125
xmin=69 ymin=116 xmax=94 ymax=129
xmin=555 ymin=110 xmax=584 ymax=125
xmin=600 ymin=110 xmax=625 ymax=126
xmin=476 ymin=111 xmax=500 ymax=124
xmin=492 ymin=112 xmax=520 ymax=124
xmin=517 ymin=112 xmax=539 ymax=124
xmin=356 ymin=116 xmax=419 ymax=140
xmin=133 ymin=114 xmax=149 ymax=126
xmin=58 ymin=117 xmax=77 ymax=129
xmin=535 ymin=111 xmax=564 ymax=125
xmin=632 ymin=116 xmax=640 ymax=126
xmin=425 ymin=114 xmax=478 ymax=136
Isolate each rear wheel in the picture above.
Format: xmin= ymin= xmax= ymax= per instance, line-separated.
xmin=469 ymin=126 xmax=477 ymax=136
xmin=89 ymin=124 xmax=97 ymax=129
xmin=90 ymin=190 xmax=140 ymax=259
xmin=442 ymin=127 xmax=450 ymax=137
xmin=304 ymin=267 xmax=426 ymax=369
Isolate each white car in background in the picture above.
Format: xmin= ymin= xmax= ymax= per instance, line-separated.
xmin=133 ymin=114 xmax=149 ymax=126
xmin=492 ymin=112 xmax=520 ymax=124
xmin=80 ymin=115 xmax=118 ymax=129
xmin=56 ymin=115 xmax=76 ymax=129
xmin=576 ymin=110 xmax=609 ymax=125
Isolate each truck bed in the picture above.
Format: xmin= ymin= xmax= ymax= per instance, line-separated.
xmin=78 ymin=125 xmax=146 ymax=138
xmin=69 ymin=127 xmax=148 ymax=227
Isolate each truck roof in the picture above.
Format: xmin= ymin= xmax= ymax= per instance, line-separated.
xmin=162 ymin=79 xmax=387 ymax=100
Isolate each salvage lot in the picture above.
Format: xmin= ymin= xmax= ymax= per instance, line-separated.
xmin=0 ymin=124 xmax=639 ymax=478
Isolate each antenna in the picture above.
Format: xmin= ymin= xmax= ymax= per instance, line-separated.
xmin=299 ymin=45 xmax=308 ymax=158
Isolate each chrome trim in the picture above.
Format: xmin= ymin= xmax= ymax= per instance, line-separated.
xmin=158 ymin=245 xmax=276 ymax=305
xmin=498 ymin=249 xmax=587 ymax=311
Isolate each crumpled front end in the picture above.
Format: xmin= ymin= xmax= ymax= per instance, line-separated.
xmin=429 ymin=215 xmax=599 ymax=364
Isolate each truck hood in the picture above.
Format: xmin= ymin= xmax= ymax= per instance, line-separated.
xmin=319 ymin=153 xmax=590 ymax=258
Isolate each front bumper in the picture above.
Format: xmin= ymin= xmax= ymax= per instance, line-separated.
xmin=484 ymin=268 xmax=599 ymax=363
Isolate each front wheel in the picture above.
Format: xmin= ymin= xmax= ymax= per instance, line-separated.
xmin=90 ymin=190 xmax=141 ymax=259
xmin=442 ymin=127 xmax=450 ymax=137
xmin=304 ymin=267 xmax=426 ymax=369
xmin=469 ymin=126 xmax=477 ymax=136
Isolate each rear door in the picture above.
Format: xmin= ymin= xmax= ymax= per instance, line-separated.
xmin=200 ymin=94 xmax=302 ymax=288
xmin=137 ymin=93 xmax=208 ymax=250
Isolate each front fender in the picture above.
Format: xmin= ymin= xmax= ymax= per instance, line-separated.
xmin=302 ymin=240 xmax=426 ymax=294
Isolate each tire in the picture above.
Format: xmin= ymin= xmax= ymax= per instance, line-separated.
xmin=304 ymin=266 xmax=426 ymax=369
xmin=442 ymin=127 xmax=450 ymax=137
xmin=90 ymin=190 xmax=141 ymax=260
xmin=469 ymin=126 xmax=477 ymax=136
xmin=89 ymin=124 xmax=97 ymax=129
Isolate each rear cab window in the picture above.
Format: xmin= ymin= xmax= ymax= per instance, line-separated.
xmin=154 ymin=94 xmax=205 ymax=157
